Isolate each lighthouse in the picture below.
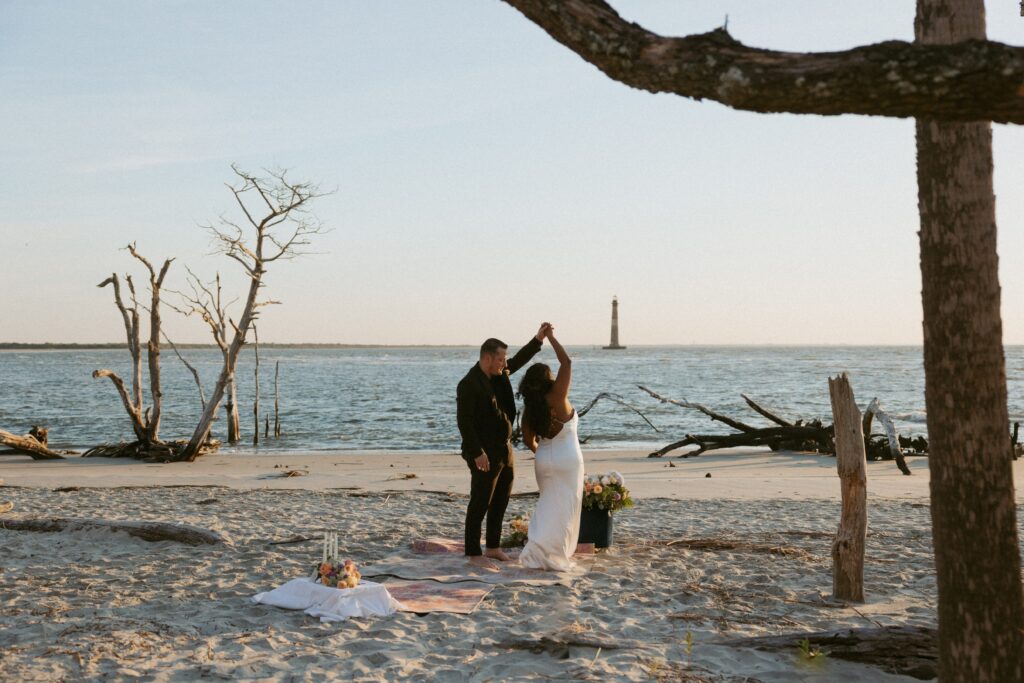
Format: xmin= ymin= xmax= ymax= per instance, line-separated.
xmin=602 ymin=296 xmax=626 ymax=350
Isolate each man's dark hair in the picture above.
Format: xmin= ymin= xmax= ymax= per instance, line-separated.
xmin=480 ymin=338 xmax=508 ymax=357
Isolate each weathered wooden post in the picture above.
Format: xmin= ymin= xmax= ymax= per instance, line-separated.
xmin=828 ymin=373 xmax=867 ymax=602
xmin=274 ymin=360 xmax=281 ymax=437
xmin=253 ymin=324 xmax=260 ymax=447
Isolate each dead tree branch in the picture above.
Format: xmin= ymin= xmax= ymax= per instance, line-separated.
xmin=741 ymin=394 xmax=794 ymax=427
xmin=501 ymin=0 xmax=1024 ymax=123
xmin=91 ymin=369 xmax=146 ymax=440
xmin=577 ymin=392 xmax=660 ymax=432
xmin=638 ymin=385 xmax=757 ymax=432
xmin=161 ymin=331 xmax=206 ymax=410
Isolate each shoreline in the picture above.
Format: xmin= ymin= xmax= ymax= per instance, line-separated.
xmin=5 ymin=448 xmax=1021 ymax=501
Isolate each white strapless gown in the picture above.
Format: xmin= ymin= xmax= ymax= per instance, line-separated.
xmin=519 ymin=412 xmax=584 ymax=571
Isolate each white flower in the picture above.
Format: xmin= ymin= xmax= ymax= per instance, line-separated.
xmin=611 ymin=471 xmax=625 ymax=486
xmin=600 ymin=476 xmax=611 ymax=486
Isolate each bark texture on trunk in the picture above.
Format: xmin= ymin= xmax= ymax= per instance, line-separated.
xmin=916 ymin=2 xmax=1024 ymax=679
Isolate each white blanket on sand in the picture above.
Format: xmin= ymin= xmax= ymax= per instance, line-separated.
xmin=252 ymin=578 xmax=403 ymax=623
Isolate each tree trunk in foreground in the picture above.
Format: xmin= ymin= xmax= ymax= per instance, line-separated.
xmin=916 ymin=2 xmax=1024 ymax=679
xmin=828 ymin=374 xmax=867 ymax=603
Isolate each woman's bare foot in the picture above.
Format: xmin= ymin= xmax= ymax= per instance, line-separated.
xmin=484 ymin=548 xmax=511 ymax=562
xmin=468 ymin=555 xmax=499 ymax=569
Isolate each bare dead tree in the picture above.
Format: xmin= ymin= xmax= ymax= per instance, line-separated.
xmin=169 ymin=269 xmax=241 ymax=441
xmin=176 ymin=167 xmax=326 ymax=461
xmin=91 ymin=244 xmax=173 ymax=453
xmin=502 ymin=1 xmax=1023 ymax=677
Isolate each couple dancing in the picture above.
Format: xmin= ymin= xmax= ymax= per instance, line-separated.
xmin=456 ymin=323 xmax=583 ymax=572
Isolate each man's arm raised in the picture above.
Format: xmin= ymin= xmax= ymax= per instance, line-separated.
xmin=506 ymin=322 xmax=550 ymax=375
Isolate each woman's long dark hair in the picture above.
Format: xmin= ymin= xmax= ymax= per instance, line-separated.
xmin=518 ymin=363 xmax=555 ymax=439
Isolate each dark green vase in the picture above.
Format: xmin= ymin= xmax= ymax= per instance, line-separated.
xmin=578 ymin=506 xmax=613 ymax=548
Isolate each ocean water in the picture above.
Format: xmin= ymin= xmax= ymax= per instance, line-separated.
xmin=1 ymin=346 xmax=1022 ymax=453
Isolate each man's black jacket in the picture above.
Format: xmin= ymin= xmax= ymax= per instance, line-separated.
xmin=456 ymin=337 xmax=542 ymax=464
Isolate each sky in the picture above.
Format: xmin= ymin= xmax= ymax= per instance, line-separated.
xmin=1 ymin=1 xmax=1022 ymax=346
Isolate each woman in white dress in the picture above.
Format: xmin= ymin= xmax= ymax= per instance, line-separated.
xmin=517 ymin=328 xmax=584 ymax=571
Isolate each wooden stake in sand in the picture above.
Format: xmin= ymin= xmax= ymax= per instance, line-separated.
xmin=253 ymin=324 xmax=260 ymax=447
xmin=828 ymin=373 xmax=867 ymax=602
xmin=274 ymin=360 xmax=281 ymax=437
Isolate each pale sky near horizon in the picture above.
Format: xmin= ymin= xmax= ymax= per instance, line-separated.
xmin=1 ymin=2 xmax=1022 ymax=346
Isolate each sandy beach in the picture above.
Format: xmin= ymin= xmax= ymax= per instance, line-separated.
xmin=2 ymin=449 xmax=1022 ymax=681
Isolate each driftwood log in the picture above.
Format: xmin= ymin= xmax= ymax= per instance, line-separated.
xmin=639 ymin=386 xmax=833 ymax=457
xmin=82 ymin=439 xmax=219 ymax=460
xmin=829 ymin=373 xmax=867 ymax=603
xmin=726 ymin=626 xmax=937 ymax=680
xmin=0 ymin=517 xmax=229 ymax=546
xmin=639 ymin=386 xmax=942 ymax=470
xmin=0 ymin=427 xmax=70 ymax=460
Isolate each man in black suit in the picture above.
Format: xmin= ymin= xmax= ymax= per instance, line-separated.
xmin=457 ymin=324 xmax=549 ymax=561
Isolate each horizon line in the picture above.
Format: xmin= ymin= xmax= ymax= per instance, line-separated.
xmin=5 ymin=341 xmax=1021 ymax=350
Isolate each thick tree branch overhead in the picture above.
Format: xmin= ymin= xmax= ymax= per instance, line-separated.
xmin=501 ymin=0 xmax=1024 ymax=124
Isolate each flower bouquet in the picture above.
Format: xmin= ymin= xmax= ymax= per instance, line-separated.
xmin=582 ymin=471 xmax=634 ymax=512
xmin=501 ymin=514 xmax=529 ymax=548
xmin=314 ymin=532 xmax=361 ymax=589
